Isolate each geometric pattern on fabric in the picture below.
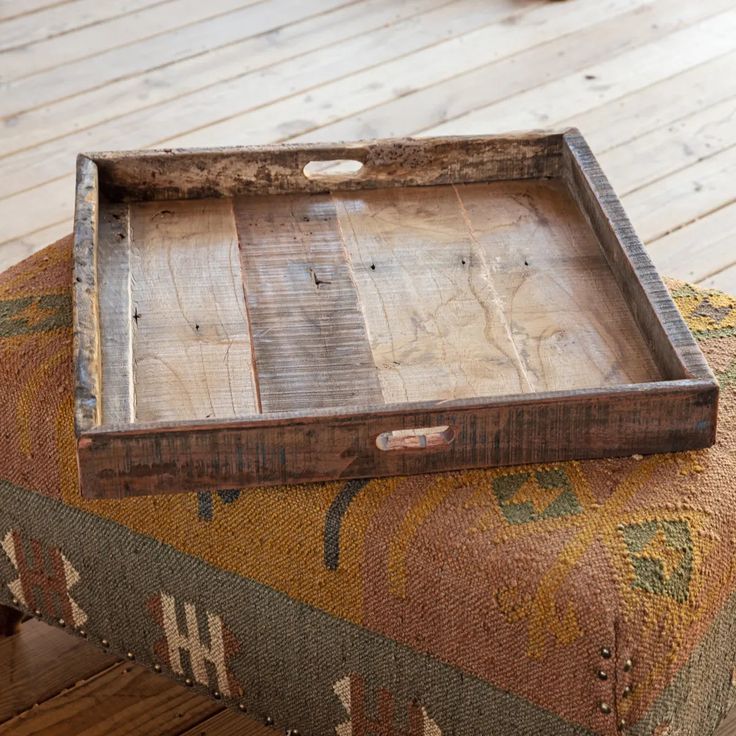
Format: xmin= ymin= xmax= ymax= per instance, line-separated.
xmin=492 ymin=466 xmax=583 ymax=525
xmin=1 ymin=239 xmax=736 ymax=736
xmin=0 ymin=528 xmax=87 ymax=627
xmin=147 ymin=591 xmax=240 ymax=697
xmin=333 ymin=673 xmax=442 ymax=736
xmin=621 ymin=520 xmax=693 ymax=603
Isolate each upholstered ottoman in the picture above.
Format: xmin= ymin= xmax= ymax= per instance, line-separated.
xmin=1 ymin=237 xmax=735 ymax=736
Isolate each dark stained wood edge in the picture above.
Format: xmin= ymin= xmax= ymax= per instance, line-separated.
xmin=561 ymin=130 xmax=717 ymax=386
xmin=0 ymin=604 xmax=23 ymax=637
xmin=78 ymin=379 xmax=717 ymax=498
xmin=73 ymin=154 xmax=100 ymax=435
xmin=82 ymin=378 xmax=715 ymax=434
xmin=74 ymin=132 xmax=720 ymax=498
xmin=86 ymin=133 xmax=566 ymax=201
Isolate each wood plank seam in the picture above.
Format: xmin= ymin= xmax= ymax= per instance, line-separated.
xmin=0 ymin=0 xmax=176 ymax=55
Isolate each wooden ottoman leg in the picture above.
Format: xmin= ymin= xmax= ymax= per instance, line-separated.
xmin=0 ymin=604 xmax=23 ymax=636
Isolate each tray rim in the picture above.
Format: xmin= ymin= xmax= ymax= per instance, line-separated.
xmin=79 ymin=378 xmax=717 ymax=437
xmin=72 ymin=130 xmax=719 ymax=497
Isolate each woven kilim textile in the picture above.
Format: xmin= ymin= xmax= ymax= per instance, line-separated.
xmin=1 ymin=237 xmax=736 ymax=736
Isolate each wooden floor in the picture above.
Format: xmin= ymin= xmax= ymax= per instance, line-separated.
xmin=0 ymin=618 xmax=735 ymax=735
xmin=1 ymin=0 xmax=736 ymax=733
xmin=1 ymin=0 xmax=736 ymax=289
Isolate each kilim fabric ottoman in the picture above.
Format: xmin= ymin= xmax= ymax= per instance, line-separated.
xmin=1 ymin=237 xmax=736 ymax=736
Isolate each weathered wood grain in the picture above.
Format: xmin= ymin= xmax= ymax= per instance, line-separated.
xmin=562 ymin=129 xmax=715 ymax=388
xmin=452 ymin=180 xmax=661 ymax=389
xmin=127 ymin=198 xmax=258 ymax=423
xmin=92 ymin=134 xmax=564 ymax=201
xmin=233 ymin=193 xmax=383 ymax=412
xmin=334 ymin=185 xmax=532 ymax=403
xmin=72 ymin=155 xmax=100 ymax=434
xmin=97 ymin=203 xmax=132 ymax=425
xmin=0 ymin=661 xmax=222 ymax=735
xmin=78 ymin=378 xmax=717 ymax=497
xmin=74 ymin=133 xmax=718 ymax=498
xmin=0 ymin=619 xmax=117 ymax=723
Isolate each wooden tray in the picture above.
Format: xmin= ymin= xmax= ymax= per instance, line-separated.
xmin=73 ymin=131 xmax=718 ymax=499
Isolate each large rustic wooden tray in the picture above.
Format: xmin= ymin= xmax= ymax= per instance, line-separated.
xmin=73 ymin=131 xmax=718 ymax=499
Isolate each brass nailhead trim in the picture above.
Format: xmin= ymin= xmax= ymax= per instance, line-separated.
xmin=126 ymin=652 xmax=135 ymax=661
xmin=623 ymin=659 xmax=633 ymax=672
xmin=10 ymin=597 xmax=18 ymax=606
xmin=597 ymin=670 xmax=608 ymax=681
xmin=622 ymin=685 xmax=632 ymax=698
xmin=184 ymin=678 xmax=193 ymax=686
xmin=264 ymin=716 xmax=274 ymax=726
xmin=600 ymin=703 xmax=612 ymax=715
xmin=238 ymin=703 xmax=247 ymax=712
xmin=153 ymin=664 xmax=161 ymax=673
xmin=213 ymin=690 xmax=221 ymax=700
xmin=601 ymin=648 xmax=612 ymax=659
xmin=618 ymin=719 xmax=626 ymax=731
xmin=34 ymin=609 xmax=41 ymax=617
xmin=101 ymin=639 xmax=110 ymax=647
xmin=57 ymin=618 xmax=66 ymax=627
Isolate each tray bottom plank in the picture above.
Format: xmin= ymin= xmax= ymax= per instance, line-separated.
xmin=98 ymin=180 xmax=663 ymax=427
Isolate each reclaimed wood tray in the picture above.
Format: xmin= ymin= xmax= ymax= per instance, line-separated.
xmin=73 ymin=131 xmax=718 ymax=498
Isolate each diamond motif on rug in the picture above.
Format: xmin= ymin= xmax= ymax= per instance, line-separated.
xmin=621 ymin=520 xmax=693 ymax=603
xmin=493 ymin=468 xmax=582 ymax=525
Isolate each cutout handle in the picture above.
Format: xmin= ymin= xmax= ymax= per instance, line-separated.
xmin=376 ymin=425 xmax=455 ymax=452
xmin=303 ymin=159 xmax=364 ymax=182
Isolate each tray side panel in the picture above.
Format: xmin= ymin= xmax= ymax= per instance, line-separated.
xmin=77 ymin=382 xmax=718 ymax=498
xmin=91 ymin=134 xmax=564 ymax=202
xmin=126 ymin=199 xmax=260 ymax=422
xmin=562 ymin=130 xmax=716 ymax=386
xmin=73 ymin=155 xmax=100 ymax=434
xmin=98 ymin=203 xmax=133 ymax=425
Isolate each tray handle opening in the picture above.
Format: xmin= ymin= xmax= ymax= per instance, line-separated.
xmin=376 ymin=425 xmax=456 ymax=452
xmin=303 ymin=159 xmax=365 ymax=182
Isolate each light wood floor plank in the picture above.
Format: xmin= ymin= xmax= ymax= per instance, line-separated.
xmin=706 ymin=265 xmax=736 ymax=294
xmin=425 ymin=8 xmax=736 ymax=137
xmin=0 ymin=0 xmax=346 ymax=118
xmin=0 ymin=619 xmax=118 ymax=724
xmin=623 ymin=144 xmax=736 ymax=243
xmin=648 ymin=202 xmax=736 ymax=284
xmin=0 ymin=0 xmax=404 ymax=157
xmin=165 ymin=0 xmax=651 ymax=147
xmin=0 ymin=0 xmax=164 ymax=54
xmin=598 ymin=95 xmax=736 ymax=195
xmin=566 ymin=51 xmax=736 ymax=154
xmin=0 ymin=223 xmax=70 ymax=273
xmin=0 ymin=0 xmax=265 ymax=83
xmin=0 ymin=0 xmax=75 ymax=23
xmin=0 ymin=175 xmax=72 ymax=248
xmin=0 ymin=0 xmax=729 ymax=253
xmin=0 ymin=0 xmax=456 ymax=192
xmin=300 ymin=0 xmax=720 ymax=143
